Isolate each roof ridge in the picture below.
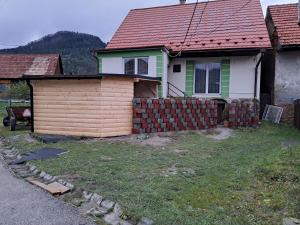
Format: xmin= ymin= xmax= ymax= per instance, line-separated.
xmin=131 ymin=0 xmax=232 ymax=11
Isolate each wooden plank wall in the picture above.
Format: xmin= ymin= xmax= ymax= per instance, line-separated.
xmin=32 ymin=77 xmax=134 ymax=137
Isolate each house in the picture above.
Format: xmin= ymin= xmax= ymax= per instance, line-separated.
xmin=264 ymin=3 xmax=300 ymax=124
xmin=94 ymin=0 xmax=271 ymax=104
xmin=0 ymin=54 xmax=63 ymax=97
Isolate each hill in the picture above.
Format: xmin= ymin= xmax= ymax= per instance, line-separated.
xmin=0 ymin=31 xmax=106 ymax=74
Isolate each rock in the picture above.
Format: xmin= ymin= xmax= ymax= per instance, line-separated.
xmin=32 ymin=169 xmax=40 ymax=175
xmin=86 ymin=208 xmax=102 ymax=217
xmin=83 ymin=191 xmax=93 ymax=201
xmin=65 ymin=182 xmax=75 ymax=190
xmin=49 ymin=176 xmax=57 ymax=183
xmin=138 ymin=217 xmax=154 ymax=225
xmin=101 ymin=199 xmax=115 ymax=209
xmin=57 ymin=179 xmax=66 ymax=185
xmin=91 ymin=193 xmax=103 ymax=204
xmin=113 ymin=203 xmax=123 ymax=217
xmin=283 ymin=218 xmax=300 ymax=225
xmin=119 ymin=220 xmax=133 ymax=225
xmin=39 ymin=171 xmax=46 ymax=178
xmin=103 ymin=212 xmax=120 ymax=225
xmin=71 ymin=198 xmax=85 ymax=207
xmin=98 ymin=207 xmax=109 ymax=215
xmin=43 ymin=174 xmax=53 ymax=182
xmin=29 ymin=165 xmax=37 ymax=172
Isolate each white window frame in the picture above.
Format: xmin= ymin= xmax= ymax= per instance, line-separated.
xmin=123 ymin=57 xmax=149 ymax=75
xmin=194 ymin=63 xmax=221 ymax=95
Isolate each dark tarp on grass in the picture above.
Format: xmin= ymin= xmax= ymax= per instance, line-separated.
xmin=10 ymin=148 xmax=66 ymax=165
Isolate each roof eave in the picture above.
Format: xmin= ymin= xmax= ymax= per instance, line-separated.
xmin=22 ymin=73 xmax=162 ymax=83
xmin=173 ymin=47 xmax=271 ymax=57
xmin=92 ymin=45 xmax=169 ymax=54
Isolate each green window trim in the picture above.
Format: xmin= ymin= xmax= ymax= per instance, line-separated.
xmin=221 ymin=59 xmax=230 ymax=99
xmin=185 ymin=61 xmax=195 ymax=97
xmin=156 ymin=54 xmax=163 ymax=98
xmin=98 ymin=58 xmax=102 ymax=73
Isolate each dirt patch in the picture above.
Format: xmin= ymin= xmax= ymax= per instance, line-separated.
xmin=57 ymin=174 xmax=82 ymax=183
xmin=160 ymin=165 xmax=178 ymax=177
xmin=139 ymin=136 xmax=172 ymax=147
xmin=84 ymin=133 xmax=174 ymax=147
xmin=200 ymin=127 xmax=234 ymax=140
xmin=173 ymin=149 xmax=189 ymax=155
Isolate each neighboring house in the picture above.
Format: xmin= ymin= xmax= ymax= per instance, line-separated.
xmin=94 ymin=0 xmax=271 ymax=102
xmin=265 ymin=3 xmax=300 ymax=124
xmin=0 ymin=54 xmax=63 ymax=97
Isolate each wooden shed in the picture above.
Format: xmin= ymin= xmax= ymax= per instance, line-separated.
xmin=23 ymin=74 xmax=160 ymax=138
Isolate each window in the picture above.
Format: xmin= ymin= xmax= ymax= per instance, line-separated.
xmin=124 ymin=57 xmax=149 ymax=75
xmin=194 ymin=63 xmax=221 ymax=94
xmin=138 ymin=58 xmax=148 ymax=75
xmin=124 ymin=58 xmax=135 ymax=75
xmin=173 ymin=64 xmax=181 ymax=73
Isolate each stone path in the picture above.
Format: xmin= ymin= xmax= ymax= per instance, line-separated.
xmin=0 ymin=158 xmax=96 ymax=225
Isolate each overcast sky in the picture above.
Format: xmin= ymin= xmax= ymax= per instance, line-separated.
xmin=0 ymin=0 xmax=297 ymax=49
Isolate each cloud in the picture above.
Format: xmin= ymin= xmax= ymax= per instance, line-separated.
xmin=0 ymin=0 xmax=298 ymax=49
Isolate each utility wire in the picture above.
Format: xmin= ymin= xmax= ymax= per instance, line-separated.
xmin=187 ymin=0 xmax=209 ymax=46
xmin=168 ymin=0 xmax=199 ymax=58
xmin=194 ymin=0 xmax=255 ymax=45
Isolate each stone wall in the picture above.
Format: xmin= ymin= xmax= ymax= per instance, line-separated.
xmin=132 ymin=98 xmax=218 ymax=134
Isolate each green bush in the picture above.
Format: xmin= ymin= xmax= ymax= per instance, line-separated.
xmin=9 ymin=82 xmax=30 ymax=100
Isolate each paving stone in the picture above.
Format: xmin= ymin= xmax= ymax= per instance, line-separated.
xmin=283 ymin=218 xmax=300 ymax=225
xmin=101 ymin=199 xmax=115 ymax=209
xmin=138 ymin=217 xmax=154 ymax=225
xmin=103 ymin=212 xmax=120 ymax=225
xmin=91 ymin=193 xmax=103 ymax=204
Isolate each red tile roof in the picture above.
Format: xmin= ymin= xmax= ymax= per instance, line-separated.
xmin=268 ymin=3 xmax=300 ymax=47
xmin=106 ymin=0 xmax=271 ymax=52
xmin=0 ymin=54 xmax=62 ymax=79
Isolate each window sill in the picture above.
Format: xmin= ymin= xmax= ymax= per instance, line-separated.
xmin=192 ymin=94 xmax=222 ymax=98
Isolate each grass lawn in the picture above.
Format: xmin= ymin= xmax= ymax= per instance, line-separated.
xmin=0 ymin=103 xmax=300 ymax=225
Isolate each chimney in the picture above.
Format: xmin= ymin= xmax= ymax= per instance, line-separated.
xmin=180 ymin=0 xmax=186 ymax=4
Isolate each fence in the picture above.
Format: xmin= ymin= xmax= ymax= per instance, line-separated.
xmin=226 ymin=100 xmax=259 ymax=128
xmin=132 ymin=98 xmax=218 ymax=134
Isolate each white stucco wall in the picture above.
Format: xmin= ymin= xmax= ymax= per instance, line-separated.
xmin=167 ymin=55 xmax=261 ymax=100
xmin=102 ymin=57 xmax=123 ymax=74
xmin=275 ymin=51 xmax=300 ymax=104
xmin=102 ymin=56 xmax=157 ymax=77
xmin=230 ymin=56 xmax=261 ymax=99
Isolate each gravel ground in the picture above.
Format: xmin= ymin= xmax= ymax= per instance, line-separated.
xmin=0 ymin=159 xmax=96 ymax=225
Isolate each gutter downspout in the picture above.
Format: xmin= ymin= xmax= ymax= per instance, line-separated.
xmin=254 ymin=51 xmax=265 ymax=115
xmin=26 ymin=80 xmax=34 ymax=133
